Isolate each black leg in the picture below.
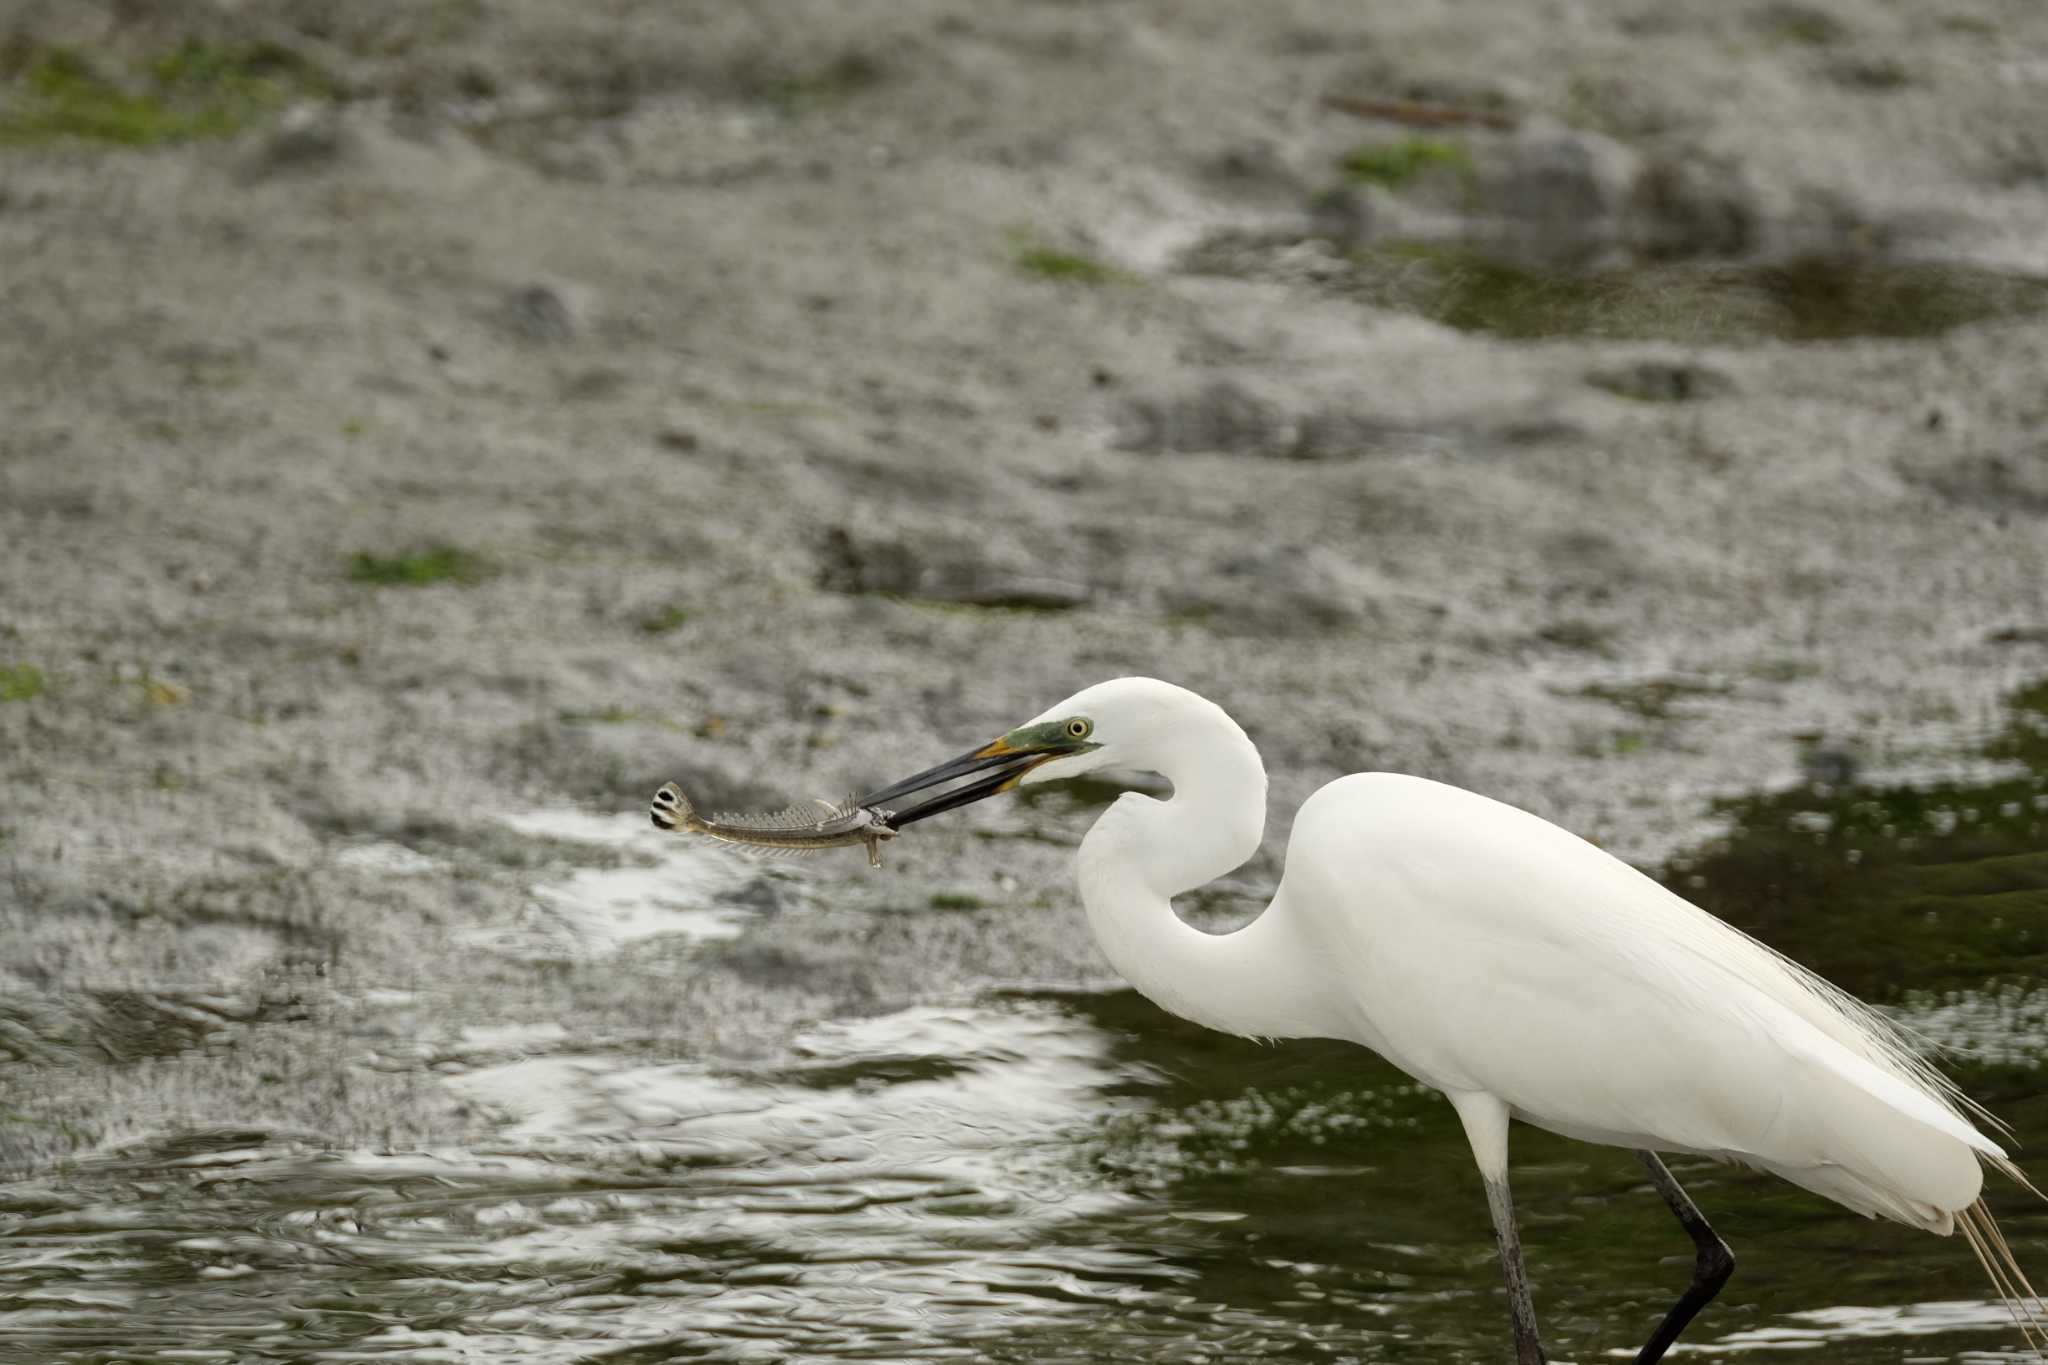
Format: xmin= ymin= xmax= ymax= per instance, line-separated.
xmin=1633 ymin=1150 xmax=1736 ymax=1365
xmin=1481 ymin=1171 xmax=1548 ymax=1365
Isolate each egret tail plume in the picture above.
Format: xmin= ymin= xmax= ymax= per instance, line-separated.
xmin=1957 ymin=1198 xmax=2047 ymax=1357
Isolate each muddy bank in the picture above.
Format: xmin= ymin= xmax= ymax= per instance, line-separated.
xmin=4 ymin=0 xmax=2048 ymax=1183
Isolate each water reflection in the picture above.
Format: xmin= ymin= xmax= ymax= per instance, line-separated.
xmin=2 ymin=987 xmax=2042 ymax=1363
xmin=483 ymin=809 xmax=779 ymax=952
xmin=0 ymin=1000 xmax=1272 ymax=1362
xmin=1698 ymin=1300 xmax=2036 ymax=1353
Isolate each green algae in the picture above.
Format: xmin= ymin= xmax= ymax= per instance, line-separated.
xmin=1330 ymin=245 xmax=2048 ymax=342
xmin=1665 ymin=679 xmax=2048 ymax=1001
xmin=1338 ymin=136 xmax=1475 ymax=189
xmin=345 ymin=545 xmax=490 ymax=588
xmin=1575 ymin=676 xmax=1731 ymax=720
xmin=635 ymin=604 xmax=691 ymax=635
xmin=0 ymin=663 xmax=45 ymax=702
xmin=0 ymin=40 xmax=335 ymax=149
xmin=755 ymin=51 xmax=885 ymax=115
xmin=1010 ymin=229 xmax=1132 ymax=286
xmin=1016 ymin=245 xmax=1126 ymax=286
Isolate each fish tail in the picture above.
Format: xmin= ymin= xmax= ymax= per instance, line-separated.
xmin=650 ymin=781 xmax=695 ymax=832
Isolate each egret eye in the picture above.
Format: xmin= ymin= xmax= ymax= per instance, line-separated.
xmin=1066 ymin=718 xmax=1090 ymax=739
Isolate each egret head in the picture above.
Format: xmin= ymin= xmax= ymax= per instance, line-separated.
xmin=858 ymin=677 xmax=1210 ymax=829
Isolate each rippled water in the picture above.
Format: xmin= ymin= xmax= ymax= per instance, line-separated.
xmin=3 ymin=981 xmax=2045 ymax=1364
xmin=8 ymin=693 xmax=2048 ymax=1363
xmin=488 ymin=809 xmax=774 ymax=952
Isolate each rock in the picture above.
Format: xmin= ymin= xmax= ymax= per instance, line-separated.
xmin=1488 ymin=415 xmax=1588 ymax=446
xmin=720 ymin=876 xmax=788 ymax=916
xmin=242 ymin=105 xmax=356 ymax=180
xmin=555 ymin=366 xmax=630 ymax=401
xmin=505 ymin=284 xmax=578 ymax=343
xmin=1781 ymin=185 xmax=1888 ymax=258
xmin=1111 ymin=380 xmax=1289 ymax=456
xmin=1161 ymin=545 xmax=1376 ymax=634
xmin=1901 ymin=446 xmax=2048 ymax=518
xmin=1478 ymin=124 xmax=1640 ymax=265
xmin=1799 ymin=745 xmax=1862 ymax=790
xmin=816 ymin=526 xmax=1093 ymax=609
xmin=1174 ymin=227 xmax=1353 ymax=289
xmin=816 ymin=525 xmax=926 ymax=598
xmin=1824 ymin=53 xmax=1912 ymax=92
xmin=1627 ymin=153 xmax=1762 ymax=261
xmin=1754 ymin=3 xmax=1851 ymax=47
xmin=1288 ymin=408 xmax=1414 ymax=460
xmin=1200 ymin=139 xmax=1303 ymax=203
xmin=1307 ymin=184 xmax=1377 ymax=248
xmin=1585 ymin=358 xmax=1736 ymax=402
xmin=1114 ymin=382 xmax=1417 ymax=461
xmin=945 ymin=579 xmax=1095 ymax=611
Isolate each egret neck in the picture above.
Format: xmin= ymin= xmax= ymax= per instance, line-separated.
xmin=1074 ymin=702 xmax=1323 ymax=1042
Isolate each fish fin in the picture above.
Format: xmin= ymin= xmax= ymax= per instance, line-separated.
xmin=717 ymin=841 xmax=821 ymax=859
xmin=710 ymin=799 xmax=841 ymax=830
xmin=649 ymin=782 xmax=693 ymax=832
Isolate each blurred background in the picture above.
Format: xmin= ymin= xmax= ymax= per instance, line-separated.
xmin=2 ymin=1 xmax=2046 ymax=1360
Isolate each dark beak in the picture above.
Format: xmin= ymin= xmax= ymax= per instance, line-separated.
xmin=860 ymin=739 xmax=1079 ymax=831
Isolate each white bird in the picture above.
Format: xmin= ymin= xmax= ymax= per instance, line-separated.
xmin=858 ymin=676 xmax=2043 ymax=1364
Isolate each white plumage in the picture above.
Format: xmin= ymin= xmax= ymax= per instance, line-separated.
xmin=985 ymin=677 xmax=2043 ymax=1360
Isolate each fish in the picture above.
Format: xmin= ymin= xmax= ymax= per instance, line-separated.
xmin=648 ymin=781 xmax=898 ymax=868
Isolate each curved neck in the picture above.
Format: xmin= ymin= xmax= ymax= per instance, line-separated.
xmin=1075 ymin=704 xmax=1322 ymax=1040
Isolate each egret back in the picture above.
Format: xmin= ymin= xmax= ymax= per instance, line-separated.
xmin=1269 ymin=773 xmax=2006 ymax=1228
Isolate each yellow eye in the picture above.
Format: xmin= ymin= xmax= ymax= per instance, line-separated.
xmin=1066 ymin=718 xmax=1090 ymax=739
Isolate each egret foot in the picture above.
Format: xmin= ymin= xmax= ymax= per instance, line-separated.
xmin=1632 ymin=1150 xmax=1736 ymax=1365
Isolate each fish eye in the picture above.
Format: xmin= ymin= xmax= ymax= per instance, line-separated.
xmin=1066 ymin=718 xmax=1090 ymax=739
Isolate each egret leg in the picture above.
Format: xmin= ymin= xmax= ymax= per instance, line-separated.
xmin=1451 ymin=1092 xmax=1546 ymax=1365
xmin=1482 ymin=1170 xmax=1548 ymax=1365
xmin=1631 ymin=1150 xmax=1736 ymax=1365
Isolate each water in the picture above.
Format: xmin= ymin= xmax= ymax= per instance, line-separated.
xmin=489 ymin=809 xmax=772 ymax=952
xmin=5 ymin=694 xmax=2047 ymax=1363
xmin=3 ymin=979 xmax=2044 ymax=1363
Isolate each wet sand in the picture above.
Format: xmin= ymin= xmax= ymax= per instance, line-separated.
xmin=4 ymin=0 xmax=2048 ymax=1181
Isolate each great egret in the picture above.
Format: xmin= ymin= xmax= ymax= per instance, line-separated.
xmin=858 ymin=676 xmax=2043 ymax=1364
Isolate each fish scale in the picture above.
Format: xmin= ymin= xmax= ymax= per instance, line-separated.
xmin=651 ymin=782 xmax=897 ymax=868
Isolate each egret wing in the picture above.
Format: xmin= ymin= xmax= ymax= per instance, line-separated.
xmin=1275 ymin=773 xmax=1997 ymax=1226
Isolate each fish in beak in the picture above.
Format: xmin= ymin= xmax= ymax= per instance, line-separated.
xmin=861 ymin=733 xmax=1093 ymax=831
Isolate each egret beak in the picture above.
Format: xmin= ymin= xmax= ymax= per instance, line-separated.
xmin=861 ymin=737 xmax=1083 ymax=831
